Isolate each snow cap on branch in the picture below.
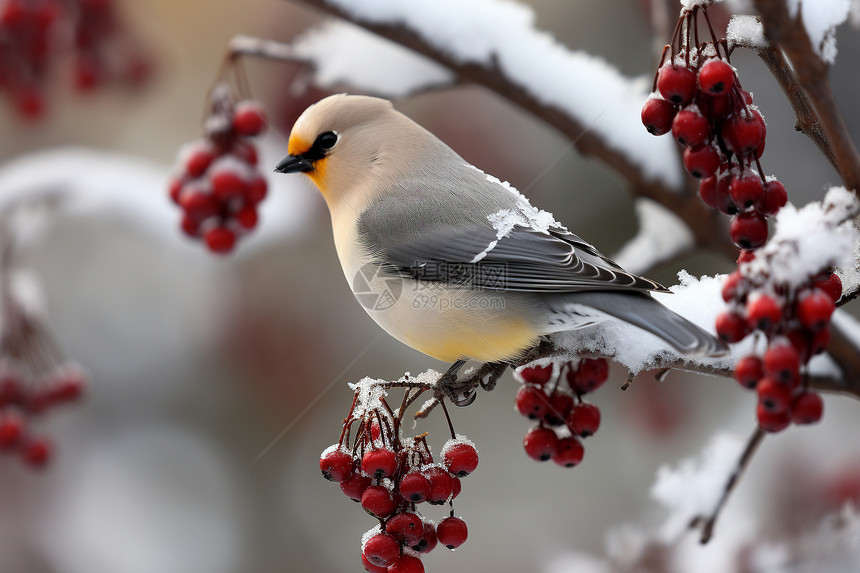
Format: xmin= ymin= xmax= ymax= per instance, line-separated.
xmin=787 ymin=0 xmax=851 ymax=64
xmin=323 ymin=0 xmax=683 ymax=189
xmin=726 ymin=15 xmax=767 ymax=51
xmin=291 ymin=21 xmax=454 ymax=97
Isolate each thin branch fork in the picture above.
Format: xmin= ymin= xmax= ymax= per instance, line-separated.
xmin=752 ymin=0 xmax=860 ymax=192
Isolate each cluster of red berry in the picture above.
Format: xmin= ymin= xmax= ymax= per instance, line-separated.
xmin=644 ymin=5 xmax=836 ymax=434
xmin=0 ymin=0 xmax=152 ymax=120
xmin=0 ymin=366 xmax=84 ymax=468
xmin=515 ymin=359 xmax=607 ymax=467
xmin=0 ymin=287 xmax=86 ymax=469
xmin=319 ymin=380 xmax=477 ymax=573
xmin=169 ymin=83 xmax=269 ymax=254
xmin=718 ymin=264 xmax=840 ymax=432
xmin=641 ymin=6 xmax=786 ymax=250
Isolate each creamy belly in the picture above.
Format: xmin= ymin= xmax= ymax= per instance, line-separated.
xmin=332 ymin=212 xmax=540 ymax=363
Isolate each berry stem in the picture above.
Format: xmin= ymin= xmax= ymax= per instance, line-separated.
xmin=438 ymin=398 xmax=457 ymax=441
xmin=701 ymin=7 xmax=723 ymax=59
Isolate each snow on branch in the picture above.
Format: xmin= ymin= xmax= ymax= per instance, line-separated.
xmin=612 ymin=198 xmax=695 ymax=275
xmin=287 ymin=0 xmax=739 ymax=260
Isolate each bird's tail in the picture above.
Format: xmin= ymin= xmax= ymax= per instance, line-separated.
xmin=544 ymin=291 xmax=728 ymax=356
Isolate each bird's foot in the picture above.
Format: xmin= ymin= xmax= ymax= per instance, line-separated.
xmin=437 ymin=361 xmax=508 ymax=407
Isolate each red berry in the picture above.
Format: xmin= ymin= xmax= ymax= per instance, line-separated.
xmin=386 ymin=512 xmax=424 ymax=546
xmin=515 ymin=385 xmax=549 ymax=420
xmin=756 ymin=404 xmax=791 ymax=433
xmin=672 ymin=108 xmax=710 ymax=147
xmin=442 ymin=440 xmax=479 ymax=477
xmin=21 ymin=437 xmax=51 ymax=468
xmin=543 ymin=391 xmax=573 ymax=426
xmin=361 ymin=485 xmax=397 ymax=518
xmin=0 ymin=375 xmax=23 ymax=406
xmin=361 ymin=553 xmax=387 ymax=573
xmin=0 ymin=411 xmax=24 ymax=449
xmin=210 ymin=170 xmax=247 ymax=202
xmin=49 ymin=372 xmax=86 ymax=403
xmin=786 ymin=329 xmax=812 ymax=364
xmin=809 ymin=328 xmax=831 ymax=356
xmin=423 ymin=466 xmax=454 ymax=504
xmin=729 ymin=170 xmax=765 ymax=209
xmin=205 ymin=227 xmax=236 ymax=254
xmin=700 ymin=170 xmax=738 ymax=215
xmin=722 ymin=271 xmax=746 ymax=303
xmin=697 ymin=92 xmax=733 ymax=119
xmin=792 ymin=391 xmax=824 ymax=424
xmin=734 ymin=355 xmax=764 ymax=390
xmin=746 ymin=293 xmax=782 ymax=332
xmin=235 ymin=206 xmax=258 ymax=230
xmin=797 ymin=289 xmax=835 ymax=331
xmin=757 ymin=377 xmax=792 ymax=413
xmin=450 ymin=475 xmax=461 ymax=499
xmin=552 ymin=436 xmax=584 ymax=468
xmin=245 ymin=177 xmax=268 ymax=204
xmin=341 ymin=473 xmax=372 ymax=502
xmin=517 ymin=364 xmax=553 ymax=385
xmin=436 ymin=516 xmax=468 ymax=550
xmin=730 ymin=211 xmax=768 ymax=250
xmin=764 ymin=339 xmax=800 ymax=384
xmin=568 ymin=358 xmax=609 ymax=393
xmin=814 ymin=273 xmax=842 ymax=304
xmin=657 ymin=65 xmax=698 ymax=105
xmin=232 ymin=142 xmax=259 ymax=166
xmin=184 ymin=145 xmax=215 ymax=177
xmin=232 ymin=101 xmax=267 ymax=136
xmin=363 ymin=533 xmax=400 ymax=568
xmin=15 ymin=86 xmax=45 ymax=121
xmin=698 ymin=176 xmax=720 ymax=209
xmin=388 ymin=555 xmax=425 ymax=573
xmin=399 ymin=471 xmax=431 ymax=503
xmin=683 ymin=144 xmax=721 ymax=178
xmin=74 ymin=55 xmax=100 ymax=92
xmin=715 ymin=310 xmax=749 ymax=343
xmin=362 ymin=448 xmax=398 ymax=478
xmin=180 ymin=215 xmax=200 ymax=238
xmin=758 ymin=179 xmax=787 ymax=215
xmin=641 ymin=97 xmax=677 ymax=136
xmin=568 ymin=403 xmax=601 ymax=437
xmin=320 ymin=447 xmax=354 ymax=482
xmin=411 ymin=521 xmax=437 ymax=554
xmin=522 ymin=426 xmax=558 ymax=461
xmin=180 ymin=191 xmax=218 ymax=222
xmin=722 ymin=110 xmax=766 ymax=156
xmin=698 ymin=59 xmax=736 ymax=95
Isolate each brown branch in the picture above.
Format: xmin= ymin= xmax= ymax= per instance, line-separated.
xmin=690 ymin=426 xmax=766 ymax=544
xmin=753 ymin=0 xmax=860 ymax=192
xmin=755 ymin=45 xmax=837 ymax=170
xmin=287 ymin=0 xmax=738 ymax=261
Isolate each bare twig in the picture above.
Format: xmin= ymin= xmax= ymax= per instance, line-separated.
xmin=753 ymin=0 xmax=860 ymax=192
xmin=690 ymin=426 xmax=766 ymax=544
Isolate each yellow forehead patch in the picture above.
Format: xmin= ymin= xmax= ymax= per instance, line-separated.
xmin=287 ymin=133 xmax=311 ymax=156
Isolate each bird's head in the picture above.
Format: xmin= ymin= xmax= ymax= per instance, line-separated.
xmin=275 ymin=94 xmax=411 ymax=210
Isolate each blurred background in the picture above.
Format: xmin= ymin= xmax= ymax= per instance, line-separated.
xmin=1 ymin=1 xmax=860 ymax=572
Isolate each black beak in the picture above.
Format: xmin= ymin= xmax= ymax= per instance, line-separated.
xmin=274 ymin=154 xmax=314 ymax=174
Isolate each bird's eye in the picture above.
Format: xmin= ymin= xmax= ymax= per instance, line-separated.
xmin=317 ymin=131 xmax=338 ymax=150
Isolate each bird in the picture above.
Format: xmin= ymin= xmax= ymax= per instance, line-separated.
xmin=274 ymin=94 xmax=726 ymax=404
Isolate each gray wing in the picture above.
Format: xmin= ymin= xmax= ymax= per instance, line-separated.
xmin=356 ymin=202 xmax=669 ymax=294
